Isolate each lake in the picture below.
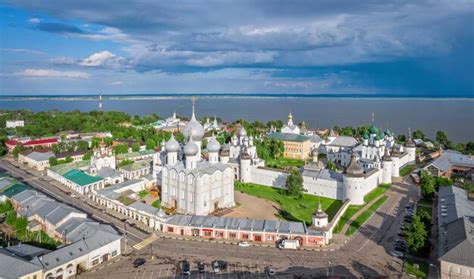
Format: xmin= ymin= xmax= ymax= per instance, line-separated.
xmin=1 ymin=96 xmax=473 ymax=142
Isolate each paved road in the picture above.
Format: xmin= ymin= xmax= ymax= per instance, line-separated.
xmin=1 ymin=158 xmax=418 ymax=278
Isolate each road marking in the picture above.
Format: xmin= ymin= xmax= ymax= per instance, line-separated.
xmin=133 ymin=234 xmax=159 ymax=250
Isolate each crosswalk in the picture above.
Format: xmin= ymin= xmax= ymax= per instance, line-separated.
xmin=133 ymin=234 xmax=159 ymax=250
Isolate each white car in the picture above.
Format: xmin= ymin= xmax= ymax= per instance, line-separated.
xmin=390 ymin=250 xmax=404 ymax=258
xmin=238 ymin=241 xmax=251 ymax=247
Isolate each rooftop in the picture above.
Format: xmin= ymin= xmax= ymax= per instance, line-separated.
xmin=63 ymin=169 xmax=103 ymax=186
xmin=267 ymin=132 xmax=311 ymax=143
xmin=428 ymin=150 xmax=474 ymax=172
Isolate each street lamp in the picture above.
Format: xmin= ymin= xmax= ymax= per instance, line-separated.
xmin=430 ymin=263 xmax=440 ymax=279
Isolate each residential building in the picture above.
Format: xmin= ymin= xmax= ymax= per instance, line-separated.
xmin=6 ymin=119 xmax=24 ymax=128
xmin=18 ymin=150 xmax=54 ymax=171
xmin=425 ymin=150 xmax=474 ymax=178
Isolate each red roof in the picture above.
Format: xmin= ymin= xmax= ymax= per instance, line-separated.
xmin=5 ymin=138 xmax=58 ymax=146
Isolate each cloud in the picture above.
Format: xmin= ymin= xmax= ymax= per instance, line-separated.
xmin=0 ymin=48 xmax=46 ymax=55
xmin=52 ymin=51 xmax=130 ymax=70
xmin=264 ymin=81 xmax=313 ymax=89
xmin=28 ymin=17 xmax=40 ymax=24
xmin=15 ymin=69 xmax=90 ymax=79
xmin=35 ymin=22 xmax=86 ymax=34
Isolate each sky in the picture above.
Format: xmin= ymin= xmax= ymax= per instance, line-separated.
xmin=0 ymin=0 xmax=473 ymax=96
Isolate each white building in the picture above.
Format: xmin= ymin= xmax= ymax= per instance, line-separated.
xmin=18 ymin=150 xmax=54 ymax=171
xmin=6 ymin=120 xmax=24 ymax=128
xmin=203 ymin=116 xmax=223 ymax=131
xmin=281 ymin=112 xmax=300 ymax=134
xmin=160 ymin=101 xmax=235 ymax=215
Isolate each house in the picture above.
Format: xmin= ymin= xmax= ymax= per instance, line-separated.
xmin=437 ymin=186 xmax=474 ymax=278
xmin=425 ymin=150 xmax=474 ymax=177
xmin=18 ymin=150 xmax=55 ymax=171
xmin=56 ymin=151 xmax=86 ymax=162
xmin=5 ymin=138 xmax=59 ymax=152
xmin=267 ymin=132 xmax=315 ymax=160
xmin=6 ymin=120 xmax=24 ymax=128
xmin=118 ymin=159 xmax=152 ymax=180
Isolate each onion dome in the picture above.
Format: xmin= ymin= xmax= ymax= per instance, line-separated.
xmin=207 ymin=136 xmax=221 ymax=153
xmin=382 ymin=147 xmax=392 ymax=161
xmin=239 ymin=126 xmax=247 ymax=137
xmin=165 ymin=134 xmax=179 ymax=152
xmin=220 ymin=148 xmax=229 ymax=157
xmin=345 ymin=153 xmax=364 ymax=176
xmin=369 ymin=125 xmax=379 ymax=134
xmin=384 ymin=129 xmax=393 ymax=136
xmin=376 ymin=132 xmax=384 ymax=140
xmin=241 ymin=148 xmax=251 ymax=160
xmin=362 ymin=132 xmax=370 ymax=140
xmin=313 ymin=202 xmax=328 ymax=219
xmin=406 ymin=135 xmax=416 ymax=147
xmin=184 ymin=140 xmax=198 ymax=156
xmin=183 ymin=105 xmax=204 ymax=141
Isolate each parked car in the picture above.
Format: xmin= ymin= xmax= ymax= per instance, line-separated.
xmin=265 ymin=266 xmax=276 ymax=277
xmin=197 ymin=262 xmax=205 ymax=273
xmin=238 ymin=241 xmax=251 ymax=247
xmin=133 ymin=258 xmax=146 ymax=268
xmin=212 ymin=260 xmax=227 ymax=273
xmin=390 ymin=250 xmax=404 ymax=258
xmin=182 ymin=260 xmax=191 ymax=275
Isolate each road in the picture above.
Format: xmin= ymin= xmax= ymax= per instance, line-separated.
xmin=1 ymin=158 xmax=418 ymax=278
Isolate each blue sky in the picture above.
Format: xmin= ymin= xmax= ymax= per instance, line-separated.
xmin=0 ymin=0 xmax=473 ymax=96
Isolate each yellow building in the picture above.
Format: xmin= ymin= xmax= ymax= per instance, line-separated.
xmin=267 ymin=132 xmax=312 ymax=160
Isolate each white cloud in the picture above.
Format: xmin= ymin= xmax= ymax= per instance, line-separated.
xmin=264 ymin=81 xmax=313 ymax=89
xmin=15 ymin=69 xmax=90 ymax=79
xmin=110 ymin=81 xmax=123 ymax=85
xmin=0 ymin=48 xmax=46 ymax=55
xmin=28 ymin=17 xmax=40 ymax=24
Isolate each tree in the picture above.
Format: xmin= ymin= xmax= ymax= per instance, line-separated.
xmin=12 ymin=145 xmax=26 ymax=158
xmin=83 ymin=150 xmax=93 ymax=160
xmin=436 ymin=131 xmax=450 ymax=147
xmin=49 ymin=157 xmax=58 ymax=166
xmin=76 ymin=140 xmax=89 ymax=152
xmin=114 ymin=143 xmax=129 ymax=155
xmin=326 ymin=161 xmax=338 ymax=171
xmin=201 ymin=138 xmax=208 ymax=150
xmin=0 ymin=140 xmax=6 ymax=156
xmin=131 ymin=142 xmax=140 ymax=152
xmin=420 ymin=171 xmax=435 ymax=200
xmin=286 ymin=168 xmax=304 ymax=197
xmin=405 ymin=215 xmax=428 ymax=256
xmin=412 ymin=129 xmax=425 ymax=140
xmin=145 ymin=139 xmax=156 ymax=150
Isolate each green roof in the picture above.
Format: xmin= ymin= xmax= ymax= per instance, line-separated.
xmin=2 ymin=183 xmax=31 ymax=198
xmin=369 ymin=125 xmax=379 ymax=134
xmin=63 ymin=169 xmax=103 ymax=186
xmin=119 ymin=159 xmax=152 ymax=172
xmin=267 ymin=132 xmax=311 ymax=143
xmin=50 ymin=160 xmax=91 ymax=175
xmin=376 ymin=132 xmax=385 ymax=140
xmin=362 ymin=132 xmax=370 ymax=139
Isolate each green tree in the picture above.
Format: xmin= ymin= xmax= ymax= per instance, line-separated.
xmin=131 ymin=142 xmax=140 ymax=152
xmin=49 ymin=157 xmax=58 ymax=166
xmin=12 ymin=145 xmax=26 ymax=158
xmin=114 ymin=143 xmax=129 ymax=155
xmin=83 ymin=150 xmax=93 ymax=160
xmin=412 ymin=130 xmax=425 ymax=140
xmin=405 ymin=215 xmax=428 ymax=256
xmin=420 ymin=171 xmax=436 ymax=200
xmin=286 ymin=168 xmax=304 ymax=197
xmin=436 ymin=131 xmax=450 ymax=147
xmin=145 ymin=139 xmax=156 ymax=150
xmin=0 ymin=140 xmax=7 ymax=156
xmin=201 ymin=138 xmax=208 ymax=150
xmin=76 ymin=140 xmax=89 ymax=152
xmin=326 ymin=160 xmax=338 ymax=171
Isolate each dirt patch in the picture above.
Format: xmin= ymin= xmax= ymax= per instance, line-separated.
xmin=224 ymin=191 xmax=280 ymax=221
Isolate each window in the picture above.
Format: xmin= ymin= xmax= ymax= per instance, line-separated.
xmin=167 ymin=227 xmax=174 ymax=233
xmin=92 ymin=259 xmax=100 ymax=266
xmin=112 ymin=251 xmax=117 ymax=257
xmin=242 ymin=234 xmax=249 ymax=240
xmin=229 ymin=232 xmax=237 ymax=239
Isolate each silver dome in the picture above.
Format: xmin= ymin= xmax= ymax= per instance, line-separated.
xmin=239 ymin=126 xmax=247 ymax=137
xmin=165 ymin=134 xmax=180 ymax=152
xmin=207 ymin=137 xmax=221 ymax=153
xmin=183 ymin=111 xmax=204 ymax=141
xmin=184 ymin=138 xmax=199 ymax=156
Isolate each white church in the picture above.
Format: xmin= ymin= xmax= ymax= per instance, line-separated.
xmin=158 ymin=101 xmax=235 ymax=215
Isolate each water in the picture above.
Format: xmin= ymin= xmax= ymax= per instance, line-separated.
xmin=1 ymin=97 xmax=473 ymax=143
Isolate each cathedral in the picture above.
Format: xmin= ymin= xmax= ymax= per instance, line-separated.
xmin=160 ymin=100 xmax=235 ymax=215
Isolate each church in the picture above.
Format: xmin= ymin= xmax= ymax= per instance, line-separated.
xmin=160 ymin=100 xmax=235 ymax=215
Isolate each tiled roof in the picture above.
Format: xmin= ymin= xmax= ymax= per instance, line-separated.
xmin=21 ymin=151 xmax=55 ymax=162
xmin=0 ymin=250 xmax=42 ymax=278
xmin=438 ymin=217 xmax=474 ymax=267
xmin=326 ymin=136 xmax=358 ymax=147
xmin=63 ymin=169 xmax=103 ymax=186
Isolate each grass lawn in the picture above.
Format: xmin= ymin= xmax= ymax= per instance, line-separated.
xmin=400 ymin=164 xmax=415 ymax=177
xmin=266 ymin=157 xmax=306 ymax=169
xmin=346 ymin=196 xmax=388 ymax=236
xmin=118 ymin=195 xmax=136 ymax=206
xmin=405 ymin=259 xmax=429 ymax=278
xmin=332 ymin=205 xmax=363 ymax=234
xmin=234 ymin=182 xmax=342 ymax=224
xmin=138 ymin=190 xmax=150 ymax=199
xmin=364 ymin=184 xmax=391 ymax=204
xmin=152 ymin=198 xmax=161 ymax=208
